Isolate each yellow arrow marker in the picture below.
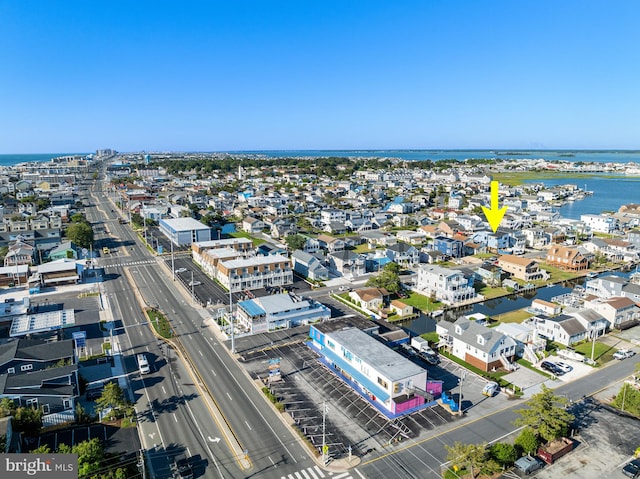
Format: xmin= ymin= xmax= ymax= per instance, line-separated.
xmin=481 ymin=180 xmax=507 ymax=233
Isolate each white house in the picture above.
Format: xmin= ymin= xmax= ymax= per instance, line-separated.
xmin=415 ymin=265 xmax=477 ymax=305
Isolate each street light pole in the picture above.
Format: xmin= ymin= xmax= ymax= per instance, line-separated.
xmin=229 ymin=287 xmax=235 ymax=354
xmin=458 ymin=372 xmax=466 ymax=415
xmin=171 ymin=240 xmax=175 ymax=281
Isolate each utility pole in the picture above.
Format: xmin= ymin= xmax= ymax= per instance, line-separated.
xmin=321 ymin=401 xmax=328 ymax=465
xmin=458 ymin=372 xmax=466 ymax=415
xmin=191 ymin=271 xmax=195 ymax=305
xmin=229 ymin=287 xmax=235 ymax=353
xmin=590 ymin=327 xmax=598 ymax=362
xmin=171 ymin=240 xmax=175 ymax=281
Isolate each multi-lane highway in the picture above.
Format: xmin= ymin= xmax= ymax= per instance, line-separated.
xmin=85 ymin=170 xmax=322 ymax=479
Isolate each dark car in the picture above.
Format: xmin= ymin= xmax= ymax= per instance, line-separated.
xmin=540 ymin=360 xmax=564 ymax=376
xmin=86 ymin=387 xmax=104 ymax=401
xmin=622 ymin=458 xmax=640 ymax=478
xmin=172 ymin=454 xmax=193 ymax=479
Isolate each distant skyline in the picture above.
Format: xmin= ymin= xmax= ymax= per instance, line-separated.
xmin=1 ymin=1 xmax=639 ymax=153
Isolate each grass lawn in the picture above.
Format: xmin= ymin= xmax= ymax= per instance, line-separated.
xmin=492 ymin=170 xmax=597 ymax=186
xmin=474 ymin=252 xmax=495 ymax=259
xmin=573 ymin=340 xmax=617 ymax=364
xmin=228 ymin=231 xmax=266 ymax=246
xmin=475 ymin=284 xmax=508 ymax=299
xmin=538 ymin=262 xmax=583 ymax=283
xmin=493 ymin=309 xmax=534 ymax=323
xmin=402 ymin=292 xmax=443 ymax=312
xmin=147 ymin=309 xmax=173 ymax=339
xmin=353 ymin=243 xmax=373 ymax=254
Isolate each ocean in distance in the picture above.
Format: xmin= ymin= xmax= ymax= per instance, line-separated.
xmin=1 ymin=149 xmax=637 ymax=219
xmin=0 ymin=153 xmax=88 ymax=166
xmin=227 ymin=149 xmax=640 ymax=164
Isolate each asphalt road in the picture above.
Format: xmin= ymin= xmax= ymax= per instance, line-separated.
xmin=89 ymin=174 xmax=320 ymax=479
xmin=88 ymin=176 xmax=235 ymax=479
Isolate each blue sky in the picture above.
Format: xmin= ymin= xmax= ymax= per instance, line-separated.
xmin=1 ymin=1 xmax=639 ymax=153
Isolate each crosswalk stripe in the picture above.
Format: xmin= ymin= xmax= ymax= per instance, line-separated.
xmin=300 ymin=469 xmax=312 ymax=479
xmin=306 ymin=468 xmax=319 ymax=479
xmin=295 ymin=472 xmax=303 ymax=479
xmin=331 ymin=473 xmax=351 ymax=479
xmin=314 ymin=466 xmax=326 ymax=478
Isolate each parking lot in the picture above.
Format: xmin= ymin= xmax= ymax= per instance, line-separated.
xmin=242 ymin=340 xmax=470 ymax=461
xmin=507 ymin=398 xmax=640 ymax=479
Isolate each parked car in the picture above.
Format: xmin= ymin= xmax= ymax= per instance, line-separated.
xmin=482 ymin=381 xmax=499 ymax=397
xmin=540 ymin=361 xmax=559 ymax=374
xmin=175 ymin=268 xmax=187 ymax=273
xmin=514 ymin=455 xmax=544 ymax=475
xmin=555 ymin=361 xmax=573 ymax=373
xmin=86 ymin=387 xmax=104 ymax=401
xmin=622 ymin=458 xmax=640 ymax=478
xmin=613 ymin=349 xmax=636 ymax=360
xmin=172 ymin=454 xmax=193 ymax=479
xmin=188 ymin=280 xmax=202 ymax=286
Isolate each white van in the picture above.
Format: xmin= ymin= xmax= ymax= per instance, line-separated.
xmin=137 ymin=354 xmax=151 ymax=374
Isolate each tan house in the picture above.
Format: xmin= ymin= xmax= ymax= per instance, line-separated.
xmin=349 ymin=287 xmax=389 ymax=311
xmin=546 ymin=245 xmax=589 ymax=272
xmin=389 ymin=299 xmax=413 ymax=318
xmin=531 ymin=298 xmax=561 ymax=316
xmin=497 ymin=255 xmax=547 ymax=281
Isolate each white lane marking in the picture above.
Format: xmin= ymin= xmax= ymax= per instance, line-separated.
xmin=245 ymin=420 xmax=252 ymax=430
xmin=314 ymin=465 xmax=326 ymax=478
xmin=354 ymin=468 xmax=366 ymax=479
xmin=161 ymin=386 xmax=167 ymax=395
xmin=269 ymin=456 xmax=276 ymax=468
xmin=173 ymin=413 xmax=178 ymax=423
xmin=198 ymin=350 xmax=203 ymax=357
xmin=300 ymin=469 xmax=311 ymax=479
xmin=211 ymin=369 xmax=217 ymax=376
xmin=226 ymin=392 xmax=233 ymax=401
xmin=294 ymin=472 xmax=303 ymax=479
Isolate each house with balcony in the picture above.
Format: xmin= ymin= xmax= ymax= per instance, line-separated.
xmin=581 ymin=214 xmax=618 ymax=234
xmin=568 ymin=309 xmax=609 ymax=337
xmin=385 ymin=242 xmax=420 ymax=267
xmin=242 ymin=216 xmax=265 ymax=234
xmin=328 ymin=250 xmax=366 ymax=278
xmin=291 ymin=250 xmax=329 ymax=281
xmin=3 ymin=240 xmax=35 ymax=267
xmin=583 ymin=296 xmax=640 ymax=330
xmin=316 ymin=234 xmax=345 ymax=254
xmin=433 ymin=236 xmax=464 ymax=259
xmin=476 ymin=263 xmax=502 ymax=286
xmin=532 ymin=314 xmax=588 ymax=346
xmin=436 ymin=317 xmax=517 ymax=372
xmin=216 ymin=254 xmax=293 ymax=293
xmin=235 ymin=293 xmax=330 ymax=334
xmin=415 ymin=265 xmax=477 ymax=305
xmin=497 ymin=255 xmax=547 ymax=282
xmin=546 ymin=245 xmax=590 ymax=272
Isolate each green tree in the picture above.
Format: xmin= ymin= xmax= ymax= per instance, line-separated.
xmin=0 ymin=246 xmax=7 ymax=262
xmin=66 ymin=222 xmax=94 ymax=248
xmin=513 ymin=385 xmax=574 ymax=442
xmin=285 ymin=234 xmax=307 ymax=252
xmin=612 ymin=383 xmax=640 ymax=416
xmin=13 ymin=406 xmax=43 ymax=437
xmin=95 ymin=383 xmax=128 ymax=420
xmin=490 ymin=442 xmax=518 ymax=467
xmin=515 ymin=427 xmax=540 ymax=455
xmin=74 ymin=437 xmax=104 ymax=477
xmin=71 ymin=213 xmax=87 ymax=223
xmin=30 ymin=444 xmax=51 ymax=454
xmin=35 ymin=197 xmax=51 ymax=211
xmin=445 ymin=441 xmax=488 ymax=479
xmin=365 ymin=262 xmax=402 ymax=293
